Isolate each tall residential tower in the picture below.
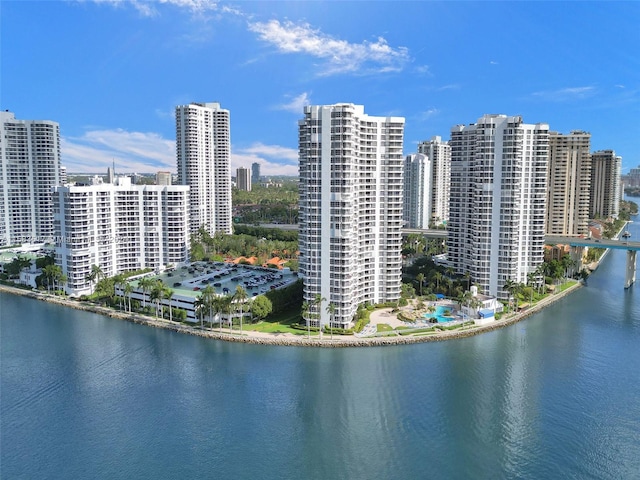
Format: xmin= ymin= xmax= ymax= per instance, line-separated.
xmin=176 ymin=102 xmax=232 ymax=235
xmin=403 ymin=136 xmax=450 ymax=229
xmin=590 ymin=150 xmax=622 ymax=219
xmin=448 ymin=114 xmax=549 ymax=299
xmin=298 ymin=104 xmax=404 ymax=328
xmin=546 ymin=131 xmax=591 ymax=236
xmin=236 ymin=167 xmax=252 ymax=191
xmin=0 ymin=111 xmax=62 ymax=246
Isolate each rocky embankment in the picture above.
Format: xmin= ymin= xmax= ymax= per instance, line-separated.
xmin=0 ymin=282 xmax=582 ymax=348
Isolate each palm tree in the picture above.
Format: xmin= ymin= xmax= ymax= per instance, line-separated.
xmin=138 ymin=277 xmax=153 ymax=309
xmin=326 ymin=302 xmax=336 ymax=340
xmin=164 ymin=286 xmax=174 ymax=322
xmin=150 ymin=281 xmax=165 ymax=319
xmin=233 ymin=285 xmax=248 ymax=334
xmin=222 ymin=294 xmax=234 ymax=332
xmin=200 ymin=285 xmax=216 ymax=329
xmin=86 ymin=264 xmax=105 ymax=292
xmin=42 ymin=264 xmax=60 ymax=293
xmin=434 ymin=271 xmax=443 ymax=291
xmin=194 ymin=294 xmax=206 ymax=329
xmin=59 ymin=273 xmax=67 ymax=295
xmin=416 ymin=273 xmax=425 ymax=297
xmin=113 ymin=274 xmax=125 ymax=310
xmin=301 ymin=301 xmax=311 ymax=338
xmin=124 ymin=283 xmax=133 ymax=313
xmin=313 ymin=294 xmax=326 ymax=337
xmin=503 ymin=278 xmax=517 ymax=312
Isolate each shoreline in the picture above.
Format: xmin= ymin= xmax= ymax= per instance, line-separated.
xmin=0 ymin=281 xmax=582 ymax=348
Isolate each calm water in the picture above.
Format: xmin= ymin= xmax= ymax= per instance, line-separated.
xmin=2 ymin=219 xmax=639 ymax=479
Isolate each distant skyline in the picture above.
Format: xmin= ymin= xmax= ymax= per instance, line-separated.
xmin=2 ymin=1 xmax=639 ymax=175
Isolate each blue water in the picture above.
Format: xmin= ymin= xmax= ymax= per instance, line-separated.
xmin=423 ymin=304 xmax=454 ymax=323
xmin=1 ymin=216 xmax=639 ymax=479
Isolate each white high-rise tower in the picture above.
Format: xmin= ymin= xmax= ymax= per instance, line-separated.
xmin=448 ymin=114 xmax=549 ymax=299
xmin=404 ymin=136 xmax=451 ymax=229
xmin=0 ymin=111 xmax=62 ymax=246
xmin=176 ymin=102 xmax=232 ymax=235
xmin=298 ymin=104 xmax=405 ymax=328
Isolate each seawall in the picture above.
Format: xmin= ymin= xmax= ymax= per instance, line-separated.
xmin=0 ymin=282 xmax=582 ymax=348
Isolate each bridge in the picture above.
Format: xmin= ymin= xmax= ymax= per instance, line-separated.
xmin=402 ymin=229 xmax=638 ymax=289
xmin=545 ymin=235 xmax=638 ymax=289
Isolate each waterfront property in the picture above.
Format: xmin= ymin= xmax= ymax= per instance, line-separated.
xmin=52 ymin=176 xmax=190 ymax=296
xmin=0 ymin=110 xmax=63 ymax=247
xmin=448 ymin=114 xmax=549 ymax=301
xmin=117 ymin=261 xmax=298 ymax=322
xmin=546 ymin=233 xmax=639 ymax=288
xmin=298 ymin=103 xmax=405 ymax=329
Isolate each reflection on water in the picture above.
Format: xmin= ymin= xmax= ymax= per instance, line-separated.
xmin=1 ymin=216 xmax=639 ymax=479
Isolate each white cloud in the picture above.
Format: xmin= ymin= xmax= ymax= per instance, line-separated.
xmin=490 ymin=60 xmax=498 ymax=65
xmin=275 ymin=92 xmax=311 ymax=114
xmin=248 ymin=19 xmax=410 ymax=75
xmin=418 ymin=108 xmax=440 ymax=121
xmin=435 ymin=84 xmax=460 ymax=91
xmin=62 ymin=130 xmax=299 ymax=177
xmin=62 ymin=129 xmax=175 ymax=173
xmin=415 ymin=65 xmax=433 ymax=76
xmin=531 ymin=86 xmax=596 ymax=101
xmin=89 ymin=0 xmax=220 ymax=16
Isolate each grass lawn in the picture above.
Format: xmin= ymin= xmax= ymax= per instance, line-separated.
xmin=557 ymin=280 xmax=578 ymax=293
xmin=376 ymin=323 xmax=394 ymax=333
xmin=242 ymin=307 xmax=315 ymax=335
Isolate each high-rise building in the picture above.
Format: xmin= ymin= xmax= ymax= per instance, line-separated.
xmin=251 ymin=162 xmax=261 ymax=184
xmin=403 ymin=153 xmax=431 ymax=229
xmin=627 ymin=166 xmax=640 ymax=187
xmin=0 ymin=111 xmax=63 ymax=246
xmin=403 ymin=136 xmax=450 ymax=228
xmin=546 ymin=131 xmax=591 ymax=236
xmin=298 ymin=104 xmax=404 ymax=328
xmin=590 ymin=150 xmax=622 ymax=220
xmin=236 ymin=167 xmax=252 ymax=191
xmin=52 ymin=177 xmax=190 ymax=295
xmin=156 ymin=171 xmax=172 ymax=186
xmin=175 ymin=102 xmax=232 ymax=235
xmin=59 ymin=166 xmax=68 ymax=186
xmin=448 ymin=114 xmax=549 ymax=300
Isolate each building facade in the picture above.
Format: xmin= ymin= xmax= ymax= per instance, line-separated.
xmin=156 ymin=171 xmax=172 ymax=186
xmin=298 ymin=104 xmax=404 ymax=328
xmin=590 ymin=150 xmax=622 ymax=219
xmin=52 ymin=177 xmax=190 ymax=296
xmin=403 ymin=153 xmax=431 ymax=229
xmin=418 ymin=136 xmax=451 ymax=226
xmin=448 ymin=114 xmax=549 ymax=300
xmin=0 ymin=111 xmax=63 ymax=246
xmin=236 ymin=167 xmax=252 ymax=191
xmin=251 ymin=162 xmax=261 ymax=184
xmin=176 ymin=102 xmax=232 ymax=235
xmin=546 ymin=131 xmax=591 ymax=236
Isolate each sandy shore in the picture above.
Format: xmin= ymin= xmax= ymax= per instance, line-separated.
xmin=0 ymin=282 xmax=582 ymax=348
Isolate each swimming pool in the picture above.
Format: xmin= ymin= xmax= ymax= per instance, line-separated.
xmin=423 ymin=305 xmax=455 ymax=323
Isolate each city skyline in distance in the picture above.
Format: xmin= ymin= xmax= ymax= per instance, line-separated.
xmin=2 ymin=1 xmax=638 ymax=175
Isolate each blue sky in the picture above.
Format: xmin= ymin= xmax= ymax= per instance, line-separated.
xmin=2 ymin=1 xmax=639 ymax=175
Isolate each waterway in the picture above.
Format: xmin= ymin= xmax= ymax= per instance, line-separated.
xmin=1 ymin=217 xmax=639 ymax=479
